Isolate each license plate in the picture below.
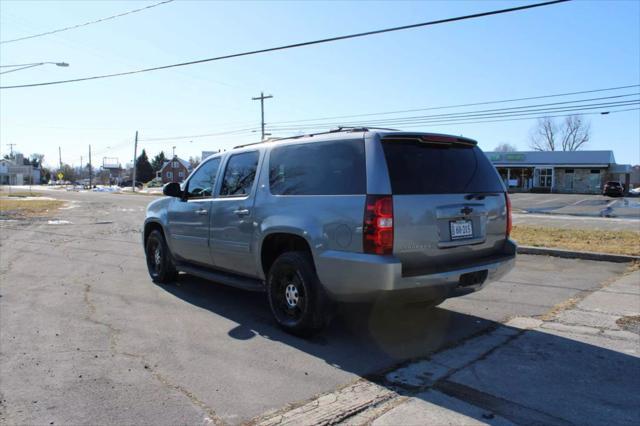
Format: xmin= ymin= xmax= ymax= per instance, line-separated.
xmin=450 ymin=220 xmax=473 ymax=239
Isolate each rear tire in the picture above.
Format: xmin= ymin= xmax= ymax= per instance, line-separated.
xmin=267 ymin=251 xmax=326 ymax=336
xmin=145 ymin=229 xmax=178 ymax=284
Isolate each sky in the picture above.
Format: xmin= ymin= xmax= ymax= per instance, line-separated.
xmin=0 ymin=0 xmax=639 ymax=169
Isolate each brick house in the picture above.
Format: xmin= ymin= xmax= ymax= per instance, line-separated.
xmin=158 ymin=156 xmax=190 ymax=184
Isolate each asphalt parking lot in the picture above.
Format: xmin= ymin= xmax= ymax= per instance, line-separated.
xmin=509 ymin=192 xmax=640 ymax=231
xmin=510 ymin=192 xmax=640 ymax=217
xmin=0 ymin=189 xmax=638 ymax=425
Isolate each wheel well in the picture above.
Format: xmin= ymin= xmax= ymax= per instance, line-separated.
xmin=261 ymin=233 xmax=312 ymax=276
xmin=143 ymin=222 xmax=165 ymax=246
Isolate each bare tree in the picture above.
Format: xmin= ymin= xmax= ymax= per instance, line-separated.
xmin=529 ymin=115 xmax=590 ymax=151
xmin=189 ymin=156 xmax=201 ymax=170
xmin=529 ymin=117 xmax=558 ymax=151
xmin=494 ymin=143 xmax=517 ymax=152
xmin=560 ymin=115 xmax=590 ymax=151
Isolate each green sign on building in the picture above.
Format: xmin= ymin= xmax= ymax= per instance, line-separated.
xmin=505 ymin=154 xmax=525 ymax=161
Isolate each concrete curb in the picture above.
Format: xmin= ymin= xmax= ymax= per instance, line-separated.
xmin=517 ymin=245 xmax=639 ymax=263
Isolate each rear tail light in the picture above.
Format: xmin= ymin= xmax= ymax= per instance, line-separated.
xmin=505 ymin=192 xmax=512 ymax=237
xmin=363 ymin=195 xmax=393 ymax=254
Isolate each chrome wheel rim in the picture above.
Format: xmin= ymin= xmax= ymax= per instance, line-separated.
xmin=154 ymin=247 xmax=162 ymax=267
xmin=284 ymin=283 xmax=299 ymax=308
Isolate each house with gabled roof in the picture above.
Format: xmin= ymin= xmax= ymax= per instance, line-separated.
xmin=157 ymin=156 xmax=191 ymax=184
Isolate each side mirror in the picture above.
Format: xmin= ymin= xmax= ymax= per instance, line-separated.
xmin=163 ymin=182 xmax=183 ymax=198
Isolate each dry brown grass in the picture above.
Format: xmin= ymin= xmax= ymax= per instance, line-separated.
xmin=0 ymin=198 xmax=64 ymax=217
xmin=5 ymin=191 xmax=43 ymax=198
xmin=512 ymin=225 xmax=640 ymax=257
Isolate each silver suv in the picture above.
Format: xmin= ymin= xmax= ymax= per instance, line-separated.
xmin=143 ymin=128 xmax=516 ymax=335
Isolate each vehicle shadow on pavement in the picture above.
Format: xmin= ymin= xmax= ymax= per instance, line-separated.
xmin=159 ymin=274 xmax=640 ymax=426
xmin=160 ymin=274 xmax=493 ymax=372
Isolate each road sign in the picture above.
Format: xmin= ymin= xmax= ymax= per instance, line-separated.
xmin=57 ymin=172 xmax=64 ymax=180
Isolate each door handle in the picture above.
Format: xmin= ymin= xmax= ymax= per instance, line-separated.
xmin=233 ymin=208 xmax=250 ymax=216
xmin=195 ymin=209 xmax=208 ymax=215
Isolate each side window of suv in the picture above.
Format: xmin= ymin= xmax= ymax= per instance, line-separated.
xmin=269 ymin=139 xmax=366 ymax=195
xmin=185 ymin=158 xmax=221 ymax=198
xmin=219 ymin=151 xmax=260 ymax=197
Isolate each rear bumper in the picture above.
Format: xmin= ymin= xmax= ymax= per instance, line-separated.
xmin=315 ymin=239 xmax=517 ymax=302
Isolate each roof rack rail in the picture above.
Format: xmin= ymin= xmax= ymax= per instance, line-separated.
xmin=232 ymin=126 xmax=401 ymax=149
xmin=329 ymin=126 xmax=400 ymax=132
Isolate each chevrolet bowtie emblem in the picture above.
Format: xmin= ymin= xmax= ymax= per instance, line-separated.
xmin=461 ymin=206 xmax=474 ymax=216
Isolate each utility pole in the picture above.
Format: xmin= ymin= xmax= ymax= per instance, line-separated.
xmin=132 ymin=131 xmax=138 ymax=193
xmin=88 ymin=145 xmax=92 ymax=188
xmin=58 ymin=146 xmax=62 ymax=171
xmin=252 ymin=91 xmax=273 ymax=140
xmin=172 ymin=145 xmax=176 ymax=158
xmin=6 ymin=143 xmax=16 ymax=157
xmin=80 ymin=156 xmax=83 ymax=180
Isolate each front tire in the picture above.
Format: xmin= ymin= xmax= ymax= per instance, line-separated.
xmin=267 ymin=251 xmax=326 ymax=336
xmin=145 ymin=229 xmax=178 ymax=284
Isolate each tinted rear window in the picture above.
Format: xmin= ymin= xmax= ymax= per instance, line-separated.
xmin=381 ymin=140 xmax=504 ymax=194
xmin=269 ymin=139 xmax=366 ymax=195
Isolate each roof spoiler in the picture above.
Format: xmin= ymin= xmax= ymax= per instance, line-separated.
xmin=382 ymin=133 xmax=477 ymax=146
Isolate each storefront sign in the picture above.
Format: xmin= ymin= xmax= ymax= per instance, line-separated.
xmin=488 ymin=153 xmax=526 ymax=162
xmin=505 ymin=154 xmax=525 ymax=161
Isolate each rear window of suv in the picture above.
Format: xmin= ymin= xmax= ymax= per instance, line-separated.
xmin=381 ymin=139 xmax=504 ymax=194
xmin=269 ymin=139 xmax=366 ymax=195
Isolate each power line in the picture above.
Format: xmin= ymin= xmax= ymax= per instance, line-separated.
xmin=139 ymin=127 xmax=259 ymax=142
xmin=267 ymin=101 xmax=640 ymax=131
xmin=389 ymin=107 xmax=640 ymax=129
xmin=266 ymin=94 xmax=640 ymax=130
xmin=269 ymin=107 xmax=640 ymax=134
xmin=126 ymin=88 xmax=639 ymax=142
xmin=0 ymin=0 xmax=570 ymax=89
xmin=0 ymin=0 xmax=175 ymax=45
xmin=268 ymin=84 xmax=640 ymax=125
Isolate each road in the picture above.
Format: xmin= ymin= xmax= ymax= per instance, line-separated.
xmin=0 ymin=189 xmax=632 ymax=425
xmin=513 ymin=212 xmax=640 ymax=231
xmin=510 ymin=192 xmax=640 ymax=221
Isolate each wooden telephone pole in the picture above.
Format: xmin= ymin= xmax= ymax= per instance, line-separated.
xmin=88 ymin=145 xmax=92 ymax=188
xmin=132 ymin=131 xmax=138 ymax=192
xmin=252 ymin=92 xmax=273 ymax=140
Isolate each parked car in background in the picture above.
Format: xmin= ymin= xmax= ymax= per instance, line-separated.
xmin=119 ymin=180 xmax=143 ymax=189
xmin=602 ymin=181 xmax=624 ymax=197
xmin=147 ymin=178 xmax=164 ymax=188
xmin=142 ymin=128 xmax=516 ymax=335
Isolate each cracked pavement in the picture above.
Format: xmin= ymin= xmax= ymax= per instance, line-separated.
xmin=0 ymin=189 xmax=636 ymax=425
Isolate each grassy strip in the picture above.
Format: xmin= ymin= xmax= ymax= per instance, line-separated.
xmin=0 ymin=199 xmax=64 ymax=217
xmin=115 ymin=190 xmax=162 ymax=197
xmin=5 ymin=191 xmax=43 ymax=198
xmin=512 ymin=225 xmax=640 ymax=257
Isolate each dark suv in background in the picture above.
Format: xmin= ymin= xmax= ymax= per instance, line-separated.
xmin=602 ymin=181 xmax=624 ymax=197
xmin=143 ymin=128 xmax=516 ymax=335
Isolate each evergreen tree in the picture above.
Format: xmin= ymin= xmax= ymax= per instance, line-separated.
xmin=151 ymin=151 xmax=167 ymax=172
xmin=135 ymin=149 xmax=154 ymax=183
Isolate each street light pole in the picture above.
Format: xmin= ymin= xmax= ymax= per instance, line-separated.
xmin=0 ymin=62 xmax=69 ymax=75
